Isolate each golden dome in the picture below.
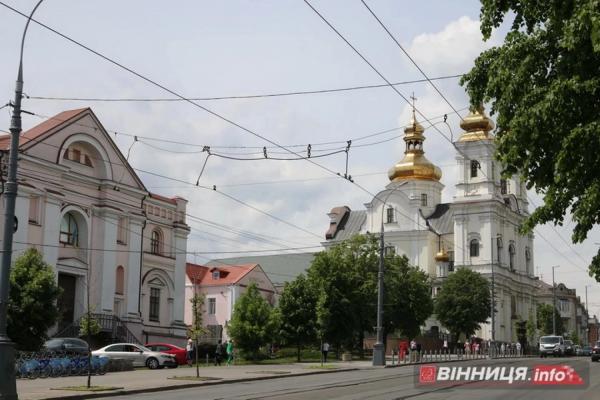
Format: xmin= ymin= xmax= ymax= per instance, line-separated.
xmin=457 ymin=105 xmax=495 ymax=142
xmin=434 ymin=248 xmax=449 ymax=262
xmin=388 ymin=112 xmax=442 ymax=182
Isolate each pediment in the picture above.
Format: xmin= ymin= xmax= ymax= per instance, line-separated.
xmin=19 ymin=108 xmax=146 ymax=191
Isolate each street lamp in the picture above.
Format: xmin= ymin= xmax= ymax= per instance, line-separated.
xmin=552 ymin=265 xmax=560 ymax=335
xmin=373 ymin=181 xmax=407 ymax=366
xmin=0 ymin=2 xmax=44 ymax=399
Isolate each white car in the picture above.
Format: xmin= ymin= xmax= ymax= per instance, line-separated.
xmin=92 ymin=343 xmax=178 ymax=369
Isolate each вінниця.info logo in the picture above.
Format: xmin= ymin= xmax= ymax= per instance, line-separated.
xmin=415 ymin=361 xmax=589 ymax=390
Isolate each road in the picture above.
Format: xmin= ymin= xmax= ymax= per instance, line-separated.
xmin=90 ymin=357 xmax=599 ymax=400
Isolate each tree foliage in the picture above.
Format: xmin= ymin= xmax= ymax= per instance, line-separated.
xmin=8 ymin=248 xmax=61 ymax=351
xmin=228 ymin=283 xmax=275 ymax=360
xmin=277 ymin=274 xmax=317 ymax=361
xmin=307 ymin=234 xmax=432 ymax=352
xmin=434 ymin=268 xmax=491 ymax=339
xmin=461 ymin=0 xmax=600 ymax=279
xmin=536 ymin=303 xmax=564 ymax=335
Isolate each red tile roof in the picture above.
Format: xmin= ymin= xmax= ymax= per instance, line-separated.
xmin=186 ymin=262 xmax=257 ymax=286
xmin=0 ymin=108 xmax=89 ymax=150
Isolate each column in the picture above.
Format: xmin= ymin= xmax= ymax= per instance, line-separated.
xmin=97 ymin=211 xmax=118 ymax=313
xmin=126 ymin=218 xmax=143 ymax=317
xmin=42 ymin=196 xmax=61 ymax=268
xmin=172 ymin=228 xmax=187 ymax=324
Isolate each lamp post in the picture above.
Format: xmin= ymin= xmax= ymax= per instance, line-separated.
xmin=0 ymin=2 xmax=44 ymax=398
xmin=552 ymin=265 xmax=559 ymax=335
xmin=373 ymin=181 xmax=407 ymax=366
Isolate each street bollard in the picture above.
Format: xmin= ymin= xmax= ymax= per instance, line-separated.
xmin=392 ymin=350 xmax=395 ymax=366
xmin=206 ymin=353 xmax=209 ymax=366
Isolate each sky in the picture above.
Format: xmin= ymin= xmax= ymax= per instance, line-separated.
xmin=1 ymin=0 xmax=600 ymax=318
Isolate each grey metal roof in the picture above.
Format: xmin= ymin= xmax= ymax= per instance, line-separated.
xmin=425 ymin=203 xmax=454 ymax=235
xmin=207 ymin=252 xmax=317 ymax=286
xmin=331 ymin=210 xmax=366 ymax=241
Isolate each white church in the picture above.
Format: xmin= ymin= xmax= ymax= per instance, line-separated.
xmin=324 ymin=105 xmax=538 ymax=343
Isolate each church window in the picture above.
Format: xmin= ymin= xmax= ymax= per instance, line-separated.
xmin=386 ymin=206 xmax=394 ymax=223
xmin=501 ymin=179 xmax=508 ymax=195
xmin=421 ymin=193 xmax=428 ymax=207
xmin=470 ymin=160 xmax=479 ymax=178
xmin=115 ymin=266 xmax=125 ymax=295
xmin=149 ymin=287 xmax=160 ymax=322
xmin=60 ymin=212 xmax=79 ymax=247
xmin=29 ymin=196 xmax=41 ymax=224
xmin=150 ymin=229 xmax=162 ymax=255
xmin=509 ymin=243 xmax=516 ymax=271
xmin=469 ymin=239 xmax=479 ymax=258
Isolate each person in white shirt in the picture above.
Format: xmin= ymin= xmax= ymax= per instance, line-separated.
xmin=322 ymin=342 xmax=330 ymax=363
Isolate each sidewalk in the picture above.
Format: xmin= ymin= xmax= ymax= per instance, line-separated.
xmin=17 ymin=361 xmax=371 ymax=400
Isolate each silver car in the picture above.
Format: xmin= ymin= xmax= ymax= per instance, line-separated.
xmin=92 ymin=343 xmax=177 ymax=369
xmin=539 ymin=335 xmax=565 ymax=357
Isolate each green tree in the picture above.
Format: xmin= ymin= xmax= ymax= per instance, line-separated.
xmin=307 ymin=234 xmax=432 ymax=356
xmin=228 ymin=283 xmax=275 ymax=360
xmin=384 ymin=254 xmax=433 ymax=340
xmin=188 ymin=292 xmax=207 ymax=377
xmin=277 ymin=274 xmax=318 ymax=361
xmin=461 ymin=0 xmax=600 ymax=279
xmin=434 ymin=268 xmax=491 ymax=339
xmin=79 ymin=313 xmax=101 ymax=336
xmin=536 ymin=303 xmax=564 ymax=335
xmin=570 ymin=330 xmax=581 ymax=345
xmin=7 ymin=248 xmax=61 ymax=351
xmin=526 ymin=310 xmax=537 ymax=345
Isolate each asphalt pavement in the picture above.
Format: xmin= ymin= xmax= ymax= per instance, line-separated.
xmin=81 ymin=357 xmax=599 ymax=400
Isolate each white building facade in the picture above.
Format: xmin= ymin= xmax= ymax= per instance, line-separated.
xmin=0 ymin=108 xmax=190 ymax=344
xmin=324 ymin=106 xmax=539 ymax=343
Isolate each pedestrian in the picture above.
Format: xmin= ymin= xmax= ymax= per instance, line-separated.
xmin=442 ymin=339 xmax=448 ymax=354
xmin=322 ymin=341 xmax=330 ymax=363
xmin=474 ymin=342 xmax=480 ymax=354
xmin=186 ymin=337 xmax=194 ymax=367
xmin=500 ymin=342 xmax=506 ymax=356
xmin=214 ymin=339 xmax=223 ymax=366
xmin=226 ymin=339 xmax=234 ymax=366
xmin=516 ymin=341 xmax=522 ymax=356
xmin=416 ymin=341 xmax=422 ymax=361
xmin=464 ymin=341 xmax=470 ymax=355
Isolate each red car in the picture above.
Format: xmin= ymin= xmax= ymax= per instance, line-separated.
xmin=145 ymin=343 xmax=187 ymax=365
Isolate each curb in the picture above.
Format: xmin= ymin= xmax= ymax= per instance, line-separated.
xmin=37 ymin=367 xmax=360 ymax=400
xmin=384 ymin=355 xmax=534 ymax=368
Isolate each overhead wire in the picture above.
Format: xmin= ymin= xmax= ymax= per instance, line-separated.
xmin=24 ymin=74 xmax=463 ymax=102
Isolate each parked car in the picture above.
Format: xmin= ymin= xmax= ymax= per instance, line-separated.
xmin=92 ymin=343 xmax=177 ymax=369
xmin=564 ymin=340 xmax=574 ymax=356
xmin=592 ymin=341 xmax=600 ymax=362
xmin=145 ymin=343 xmax=187 ymax=365
xmin=539 ymin=335 xmax=565 ymax=357
xmin=579 ymin=345 xmax=592 ymax=356
xmin=43 ymin=338 xmax=89 ymax=354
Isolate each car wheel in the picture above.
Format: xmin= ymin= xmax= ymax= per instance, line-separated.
xmin=146 ymin=358 xmax=159 ymax=370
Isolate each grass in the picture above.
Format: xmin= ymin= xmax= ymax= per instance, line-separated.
xmin=52 ymin=386 xmax=123 ymax=392
xmin=168 ymin=376 xmax=222 ymax=381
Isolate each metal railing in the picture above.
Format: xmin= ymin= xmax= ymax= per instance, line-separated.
xmin=52 ymin=313 xmax=141 ymax=345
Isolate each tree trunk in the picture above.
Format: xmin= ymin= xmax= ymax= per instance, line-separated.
xmin=358 ymin=331 xmax=365 ymax=359
xmin=297 ymin=340 xmax=301 ymax=362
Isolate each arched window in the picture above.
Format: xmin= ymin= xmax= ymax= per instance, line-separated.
xmin=150 ymin=229 xmax=162 ymax=255
xmin=115 ymin=266 xmax=125 ymax=295
xmin=470 ymin=160 xmax=480 ymax=178
xmin=509 ymin=243 xmax=516 ymax=271
xmin=469 ymin=239 xmax=479 ymax=258
xmin=60 ymin=213 xmax=79 ymax=246
xmin=386 ymin=206 xmax=394 ymax=223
